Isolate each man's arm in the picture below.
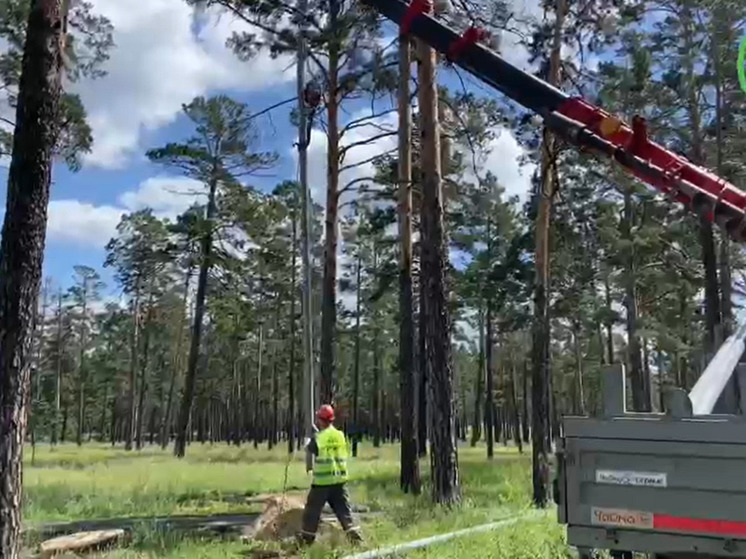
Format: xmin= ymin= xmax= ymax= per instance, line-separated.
xmin=307 ymin=436 xmax=319 ymax=456
xmin=305 ymin=434 xmax=318 ymax=473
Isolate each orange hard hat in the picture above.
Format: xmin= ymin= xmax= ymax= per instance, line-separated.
xmin=316 ymin=404 xmax=335 ymax=422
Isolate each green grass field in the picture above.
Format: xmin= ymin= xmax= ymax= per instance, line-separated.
xmin=23 ymin=442 xmax=571 ymax=557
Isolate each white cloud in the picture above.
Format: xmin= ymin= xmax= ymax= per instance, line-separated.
xmin=118 ymin=176 xmax=205 ymax=215
xmin=46 ymin=175 xmax=206 ymax=247
xmin=47 ymin=200 xmax=124 ymax=246
xmin=474 ymin=127 xmax=536 ymax=202
xmin=75 ymin=0 xmax=294 ymax=169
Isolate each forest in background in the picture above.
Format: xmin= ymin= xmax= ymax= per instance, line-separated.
xmin=9 ymin=0 xmax=746 ymax=510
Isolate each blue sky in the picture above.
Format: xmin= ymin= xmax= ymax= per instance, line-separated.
xmin=0 ymin=0 xmax=547 ymax=303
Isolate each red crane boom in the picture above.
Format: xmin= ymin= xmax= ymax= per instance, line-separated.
xmin=365 ymin=0 xmax=746 ymax=241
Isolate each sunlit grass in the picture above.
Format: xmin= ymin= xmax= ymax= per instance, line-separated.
xmin=23 ymin=441 xmax=562 ymax=557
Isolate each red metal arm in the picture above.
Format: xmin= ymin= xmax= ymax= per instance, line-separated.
xmin=448 ymin=26 xmax=489 ymax=60
xmin=556 ymin=97 xmax=746 ymax=229
xmin=375 ymin=0 xmax=746 ymax=240
xmin=400 ymin=0 xmax=431 ymax=35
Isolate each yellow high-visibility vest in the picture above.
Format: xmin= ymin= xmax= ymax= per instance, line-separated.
xmin=312 ymin=426 xmax=349 ymax=486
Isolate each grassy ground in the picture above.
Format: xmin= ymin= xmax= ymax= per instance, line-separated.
xmin=23 ymin=441 xmax=571 ymax=557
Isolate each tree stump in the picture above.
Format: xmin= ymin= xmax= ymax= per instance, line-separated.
xmin=248 ymin=495 xmax=342 ymax=544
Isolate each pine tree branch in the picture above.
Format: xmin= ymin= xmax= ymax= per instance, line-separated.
xmin=340 ymin=108 xmax=398 ymax=136
xmin=339 ymin=147 xmax=396 ymax=173
xmin=340 ymin=131 xmax=396 ymax=157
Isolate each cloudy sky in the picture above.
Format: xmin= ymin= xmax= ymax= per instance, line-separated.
xmin=0 ymin=0 xmax=544 ymax=300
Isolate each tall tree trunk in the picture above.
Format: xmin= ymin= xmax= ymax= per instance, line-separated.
xmin=136 ymin=283 xmax=156 ymax=450
xmin=253 ymin=323 xmax=264 ymax=449
xmin=98 ymin=382 xmax=109 ymax=442
xmin=110 ymin=398 xmax=117 ymax=446
xmin=417 ymin=37 xmax=460 ymax=505
xmin=681 ymin=1 xmax=720 ymax=354
xmin=61 ymin=401 xmax=68 ymax=442
xmin=571 ymin=321 xmax=586 ymax=416
xmin=30 ymin=278 xmax=50 ymax=453
xmin=471 ymin=308 xmax=485 ymax=446
xmin=75 ymin=290 xmax=88 ymax=447
xmin=643 ymin=338 xmax=653 ymax=409
xmin=161 ymin=266 xmax=191 ymax=449
xmin=51 ymin=290 xmax=63 ymax=447
xmin=510 ymin=364 xmax=522 ymax=453
xmin=416 ymin=261 xmax=427 ymax=456
xmin=623 ymin=186 xmax=648 ymax=411
xmin=287 ymin=204 xmax=298 ymax=453
xmin=174 ymin=177 xmax=218 ymax=458
xmin=319 ymin=4 xmax=341 ymax=405
xmin=352 ymin=250 xmax=362 ymax=457
xmin=270 ymin=297 xmax=282 ymax=449
xmin=604 ymin=275 xmax=614 ymax=363
xmin=230 ymin=313 xmax=242 ymax=447
xmin=712 ymin=12 xmax=732 ymax=337
xmin=521 ymin=360 xmax=529 ymax=443
xmin=485 ymin=300 xmax=494 ymax=459
xmin=0 ymin=1 xmax=65 ymax=553
xmin=531 ymin=0 xmax=564 ymax=508
xmin=126 ymin=281 xmax=141 ymax=451
xmin=397 ymin=35 xmax=420 ymax=494
xmin=656 ymin=347 xmax=666 ymax=412
xmin=373 ymin=240 xmax=381 ymax=449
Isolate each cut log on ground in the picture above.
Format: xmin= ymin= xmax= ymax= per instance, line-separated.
xmin=39 ymin=529 xmax=126 ymax=558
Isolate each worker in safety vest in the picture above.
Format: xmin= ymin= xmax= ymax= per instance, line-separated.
xmin=297 ymin=404 xmax=363 ymax=545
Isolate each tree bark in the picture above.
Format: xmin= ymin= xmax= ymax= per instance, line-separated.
xmin=125 ymin=280 xmax=141 ymax=451
xmin=510 ymin=364 xmax=522 ymax=453
xmin=31 ymin=278 xmax=50 ymax=452
xmin=604 ymin=275 xmax=614 ymax=363
xmin=571 ymin=321 xmax=586 ymax=416
xmin=416 ymin=263 xmax=427 ymax=456
xmin=253 ymin=323 xmax=264 ymax=449
xmin=319 ymin=4 xmax=341 ymax=405
xmin=136 ymin=282 xmax=156 ymax=450
xmin=712 ymin=11 xmax=732 ymax=338
xmin=623 ymin=186 xmax=649 ymax=411
xmin=174 ymin=176 xmax=218 ymax=458
xmin=75 ymin=286 xmax=88 ymax=446
xmin=161 ymin=266 xmax=191 ymax=449
xmin=531 ymin=0 xmax=564 ymax=508
xmin=51 ymin=290 xmax=63 ymax=446
xmin=681 ymin=1 xmax=721 ymax=354
xmin=470 ymin=308 xmax=484 ymax=446
xmin=485 ymin=300 xmax=494 ymax=459
xmin=352 ymin=249 xmax=362 ymax=457
xmin=230 ymin=316 xmax=241 ymax=447
xmin=417 ymin=37 xmax=460 ymax=505
xmin=0 ymin=0 xmax=65 ymax=554
xmin=270 ymin=297 xmax=282 ymax=449
xmin=397 ymin=35 xmax=420 ymax=495
xmin=372 ymin=242 xmax=381 ymax=449
xmin=287 ymin=202 xmax=298 ymax=453
xmin=521 ymin=360 xmax=529 ymax=443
